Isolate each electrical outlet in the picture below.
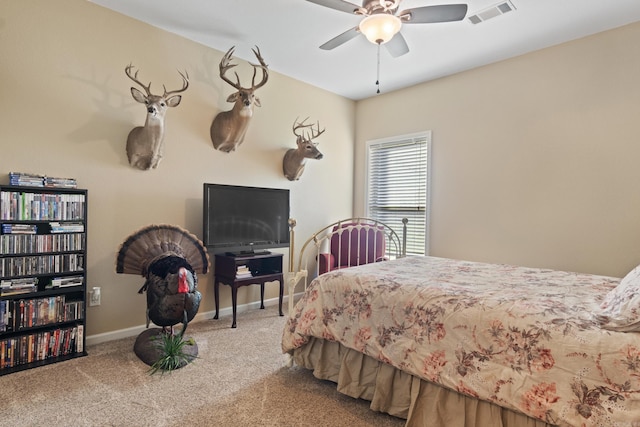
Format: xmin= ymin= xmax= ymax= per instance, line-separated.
xmin=90 ymin=287 xmax=101 ymax=306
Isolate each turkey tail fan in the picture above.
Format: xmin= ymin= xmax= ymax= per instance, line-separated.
xmin=116 ymin=224 xmax=210 ymax=276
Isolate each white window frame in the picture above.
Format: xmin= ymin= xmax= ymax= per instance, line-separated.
xmin=365 ymin=131 xmax=431 ymax=255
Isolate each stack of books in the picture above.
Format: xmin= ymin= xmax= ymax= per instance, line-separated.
xmin=236 ymin=265 xmax=253 ymax=279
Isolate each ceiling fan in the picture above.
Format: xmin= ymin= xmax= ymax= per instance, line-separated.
xmin=307 ymin=0 xmax=468 ymax=57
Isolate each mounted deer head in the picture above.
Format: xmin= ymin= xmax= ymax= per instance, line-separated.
xmin=210 ymin=46 xmax=269 ymax=153
xmin=125 ymin=64 xmax=189 ymax=170
xmin=283 ymin=117 xmax=325 ymax=181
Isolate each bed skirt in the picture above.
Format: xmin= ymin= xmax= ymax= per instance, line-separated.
xmin=291 ymin=338 xmax=555 ymax=427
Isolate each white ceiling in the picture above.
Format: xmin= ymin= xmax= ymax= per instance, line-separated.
xmin=89 ymin=0 xmax=640 ymax=101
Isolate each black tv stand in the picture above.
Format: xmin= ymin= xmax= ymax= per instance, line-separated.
xmin=213 ymin=252 xmax=284 ymax=328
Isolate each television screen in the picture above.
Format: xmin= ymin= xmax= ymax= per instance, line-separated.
xmin=203 ymin=183 xmax=290 ymax=254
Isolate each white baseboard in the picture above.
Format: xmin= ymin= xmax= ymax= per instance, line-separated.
xmin=85 ymin=293 xmax=300 ymax=347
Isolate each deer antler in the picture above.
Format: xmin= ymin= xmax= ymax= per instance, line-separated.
xmin=163 ymin=70 xmax=189 ymax=97
xmin=308 ymin=121 xmax=325 ymax=142
xmin=125 ymin=64 xmax=152 ymax=96
xmin=217 ymin=46 xmax=268 ymax=92
xmin=219 ymin=46 xmax=243 ymax=90
xmin=293 ymin=117 xmax=325 ymax=143
xmin=293 ymin=117 xmax=313 ymax=139
xmin=249 ymin=45 xmax=269 ymax=90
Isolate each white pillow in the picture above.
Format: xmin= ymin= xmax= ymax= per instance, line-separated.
xmin=595 ymin=264 xmax=640 ymax=332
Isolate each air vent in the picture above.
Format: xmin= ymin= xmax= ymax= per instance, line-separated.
xmin=468 ymin=1 xmax=516 ymax=25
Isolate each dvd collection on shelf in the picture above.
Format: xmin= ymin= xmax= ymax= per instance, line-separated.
xmin=0 ymin=182 xmax=87 ymax=374
xmin=0 ymin=253 xmax=84 ymax=278
xmin=1 ymin=223 xmax=36 ymax=234
xmin=0 ymin=278 xmax=38 ymax=295
xmin=0 ymin=191 xmax=85 ymax=221
xmin=49 ymin=222 xmax=84 ymax=233
xmin=0 ymin=325 xmax=83 ymax=369
xmin=49 ymin=275 xmax=84 ymax=288
xmin=8 ymin=172 xmax=77 ymax=189
xmin=0 ymin=275 xmax=84 ymax=296
xmin=0 ymin=295 xmax=83 ymax=331
xmin=0 ymin=231 xmax=85 ymax=255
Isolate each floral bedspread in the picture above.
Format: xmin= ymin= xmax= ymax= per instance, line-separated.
xmin=282 ymin=256 xmax=640 ymax=427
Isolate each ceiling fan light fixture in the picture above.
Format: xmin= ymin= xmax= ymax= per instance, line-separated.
xmin=359 ymin=13 xmax=402 ymax=45
xmin=379 ymin=0 xmax=400 ymax=11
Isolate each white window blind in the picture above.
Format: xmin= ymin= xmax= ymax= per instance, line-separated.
xmin=366 ymin=132 xmax=431 ymax=255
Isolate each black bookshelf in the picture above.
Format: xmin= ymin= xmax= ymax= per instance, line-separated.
xmin=0 ymin=185 xmax=87 ymax=375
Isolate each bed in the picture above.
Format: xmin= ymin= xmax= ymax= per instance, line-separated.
xmin=282 ymin=218 xmax=640 ymax=427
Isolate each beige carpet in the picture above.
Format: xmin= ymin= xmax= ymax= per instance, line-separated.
xmin=0 ymin=306 xmax=405 ymax=427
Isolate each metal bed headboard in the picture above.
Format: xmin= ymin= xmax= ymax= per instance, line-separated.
xmin=287 ymin=217 xmax=407 ymax=314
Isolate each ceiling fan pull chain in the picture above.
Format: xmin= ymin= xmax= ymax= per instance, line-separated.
xmin=376 ymin=43 xmax=381 ymax=94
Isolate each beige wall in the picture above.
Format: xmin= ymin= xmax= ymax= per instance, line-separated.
xmin=0 ymin=0 xmax=355 ymax=337
xmin=355 ymin=22 xmax=640 ymax=278
xmin=3 ymin=0 xmax=640 ymax=340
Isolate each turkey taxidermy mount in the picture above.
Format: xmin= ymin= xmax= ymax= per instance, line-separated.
xmin=116 ymin=224 xmax=210 ymax=369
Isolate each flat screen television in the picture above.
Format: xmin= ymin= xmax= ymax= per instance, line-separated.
xmin=203 ymin=183 xmax=290 ymax=255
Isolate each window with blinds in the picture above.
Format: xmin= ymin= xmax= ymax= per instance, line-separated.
xmin=365 ymin=132 xmax=431 ymax=255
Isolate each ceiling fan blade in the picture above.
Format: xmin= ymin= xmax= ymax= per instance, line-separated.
xmin=320 ymin=27 xmax=360 ymax=50
xmin=384 ymin=32 xmax=409 ymax=58
xmin=401 ymin=4 xmax=468 ymax=24
xmin=305 ymin=0 xmax=360 ymax=14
